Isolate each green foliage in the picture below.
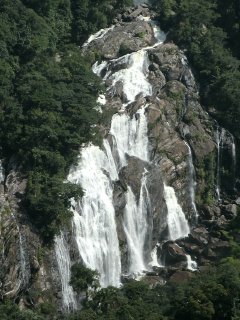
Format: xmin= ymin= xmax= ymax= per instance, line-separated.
xmin=118 ymin=43 xmax=134 ymax=56
xmin=0 ymin=0 xmax=116 ymax=241
xmin=71 ymin=0 xmax=133 ymax=44
xmin=0 ymin=300 xmax=44 ymax=320
xmin=156 ymin=0 xmax=240 ymax=162
xmin=70 ymin=264 xmax=99 ymax=293
xmin=65 ymin=261 xmax=240 ymax=319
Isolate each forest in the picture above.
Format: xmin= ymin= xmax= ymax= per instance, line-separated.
xmin=154 ymin=0 xmax=240 ymax=145
xmin=1 ymin=0 xmax=240 ymax=319
xmin=0 ymin=0 xmax=131 ymax=241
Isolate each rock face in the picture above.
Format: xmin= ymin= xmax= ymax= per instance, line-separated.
xmin=81 ymin=5 xmax=238 ymax=283
xmin=85 ymin=21 xmax=154 ymax=59
xmin=0 ymin=168 xmax=62 ymax=307
xmin=0 ymin=2 xmax=239 ymax=312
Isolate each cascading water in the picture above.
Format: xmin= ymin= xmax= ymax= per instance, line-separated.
xmin=231 ymin=134 xmax=237 ymax=190
xmin=123 ymin=170 xmax=151 ymax=275
xmin=110 ymin=107 xmax=149 ymax=168
xmin=215 ymin=125 xmax=237 ymax=198
xmin=69 ymin=145 xmax=121 ymax=288
xmin=63 ymin=13 xmax=196 ymax=289
xmin=94 ymin=50 xmax=152 ymax=105
xmin=163 ymin=185 xmax=197 ymax=270
xmin=55 ymin=232 xmax=77 ymax=311
xmin=83 ymin=26 xmax=115 ymax=47
xmin=5 ymin=214 xmax=29 ymax=294
xmin=163 ymin=184 xmax=190 ymax=241
xmin=0 ymin=161 xmax=4 ymax=183
xmin=215 ymin=125 xmax=224 ymax=201
xmin=186 ymin=254 xmax=197 ymax=271
xmin=185 ymin=142 xmax=198 ymax=220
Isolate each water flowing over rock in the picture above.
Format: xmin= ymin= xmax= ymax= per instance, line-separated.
xmin=110 ymin=107 xmax=149 ymax=167
xmin=164 ymin=184 xmax=190 ymax=241
xmin=215 ymin=125 xmax=237 ymax=200
xmin=123 ymin=170 xmax=151 ymax=275
xmin=1 ymin=3 xmax=239 ymax=311
xmin=55 ymin=232 xmax=77 ymax=311
xmin=185 ymin=141 xmax=198 ymax=220
xmin=69 ymin=145 xmax=121 ymax=288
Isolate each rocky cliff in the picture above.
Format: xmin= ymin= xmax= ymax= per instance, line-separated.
xmin=0 ymin=2 xmax=239 ymax=312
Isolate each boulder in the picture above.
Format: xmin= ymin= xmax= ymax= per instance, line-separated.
xmin=189 ymin=227 xmax=209 ymax=246
xmin=162 ymin=242 xmax=187 ymax=265
xmin=85 ymin=21 xmax=154 ymax=59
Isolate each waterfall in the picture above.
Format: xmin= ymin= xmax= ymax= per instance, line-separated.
xmin=231 ymin=134 xmax=237 ymax=190
xmin=110 ymin=107 xmax=149 ymax=168
xmin=69 ymin=145 xmax=121 ymax=288
xmin=9 ymin=214 xmax=29 ymax=290
xmin=185 ymin=142 xmax=198 ymax=220
xmin=83 ymin=26 xmax=114 ymax=47
xmin=164 ymin=184 xmax=190 ymax=241
xmin=55 ymin=232 xmax=77 ymax=311
xmin=215 ymin=125 xmax=224 ymax=201
xmin=18 ymin=230 xmax=29 ymax=287
xmin=149 ymin=244 xmax=162 ymax=268
xmin=186 ymin=254 xmax=197 ymax=271
xmin=64 ymin=18 xmax=175 ymax=288
xmin=123 ymin=171 xmax=151 ymax=276
xmin=215 ymin=125 xmax=236 ymax=198
xmin=102 ymin=50 xmax=152 ymax=104
xmin=0 ymin=161 xmax=4 ymax=183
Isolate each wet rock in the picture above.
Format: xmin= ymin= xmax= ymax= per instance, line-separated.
xmin=202 ymin=205 xmax=221 ymax=220
xmin=85 ymin=21 xmax=154 ymax=59
xmin=162 ymin=242 xmax=187 ymax=265
xmin=235 ymin=197 xmax=240 ymax=205
xmin=222 ymin=204 xmax=238 ymax=219
xmin=209 ymin=238 xmax=230 ymax=257
xmin=189 ymin=227 xmax=209 ymax=246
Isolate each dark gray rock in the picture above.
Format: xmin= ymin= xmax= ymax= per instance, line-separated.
xmin=189 ymin=227 xmax=209 ymax=246
xmin=84 ymin=21 xmax=154 ymax=59
xmin=162 ymin=242 xmax=187 ymax=265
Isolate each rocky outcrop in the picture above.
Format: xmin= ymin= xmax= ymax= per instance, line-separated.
xmin=1 ymin=2 xmax=239 ymax=310
xmin=114 ymin=156 xmax=168 ymax=271
xmin=85 ymin=21 xmax=154 ymax=59
xmin=0 ymin=168 xmax=62 ymax=308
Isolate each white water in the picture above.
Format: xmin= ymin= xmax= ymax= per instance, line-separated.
xmin=231 ymin=134 xmax=237 ymax=189
xmin=123 ymin=171 xmax=151 ymax=275
xmin=149 ymin=245 xmax=162 ymax=268
xmin=3 ymin=214 xmax=29 ymax=297
xmin=64 ymin=17 xmax=185 ymax=289
xmin=185 ymin=142 xmax=198 ymax=219
xmin=110 ymin=107 xmax=149 ymax=168
xmin=83 ymin=26 xmax=114 ymax=47
xmin=55 ymin=232 xmax=77 ymax=311
xmin=0 ymin=161 xmax=4 ymax=183
xmin=186 ymin=254 xmax=197 ymax=271
xmin=18 ymin=231 xmax=29 ymax=287
xmin=164 ymin=185 xmax=190 ymax=241
xmin=69 ymin=145 xmax=121 ymax=288
xmin=216 ymin=126 xmax=222 ymax=201
xmin=107 ymin=50 xmax=152 ymax=104
xmin=215 ymin=125 xmax=237 ymax=197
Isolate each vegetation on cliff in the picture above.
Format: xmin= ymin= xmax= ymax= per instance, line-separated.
xmin=0 ymin=0 xmax=131 ymax=241
xmin=2 ymin=259 xmax=240 ymax=319
xmin=1 ymin=1 xmax=240 ymax=319
xmin=154 ymin=0 xmax=240 ymax=149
